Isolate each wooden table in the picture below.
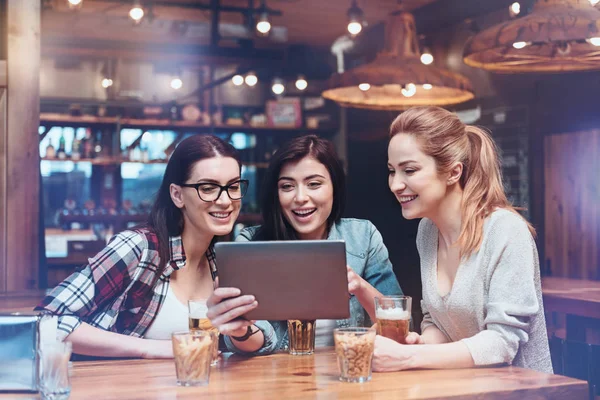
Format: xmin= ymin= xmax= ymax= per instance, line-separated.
xmin=542 ymin=277 xmax=600 ymax=343
xmin=3 ymin=350 xmax=588 ymax=400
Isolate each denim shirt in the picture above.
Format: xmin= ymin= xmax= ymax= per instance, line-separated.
xmin=225 ymin=218 xmax=402 ymax=355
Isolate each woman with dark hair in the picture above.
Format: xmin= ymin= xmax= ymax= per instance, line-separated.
xmin=207 ymin=135 xmax=402 ymax=355
xmin=37 ymin=135 xmax=273 ymax=358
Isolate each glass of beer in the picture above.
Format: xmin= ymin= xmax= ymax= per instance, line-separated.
xmin=171 ymin=331 xmax=213 ymax=386
xmin=334 ymin=327 xmax=376 ymax=383
xmin=287 ymin=319 xmax=316 ymax=355
xmin=374 ymin=296 xmax=412 ymax=344
xmin=188 ymin=299 xmax=220 ymax=366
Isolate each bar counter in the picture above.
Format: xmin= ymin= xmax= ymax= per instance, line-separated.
xmin=4 ymin=349 xmax=587 ymax=400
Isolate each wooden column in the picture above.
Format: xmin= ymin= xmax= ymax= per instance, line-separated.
xmin=0 ymin=0 xmax=41 ymax=292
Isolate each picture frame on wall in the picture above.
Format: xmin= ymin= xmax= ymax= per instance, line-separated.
xmin=266 ymin=98 xmax=302 ymax=128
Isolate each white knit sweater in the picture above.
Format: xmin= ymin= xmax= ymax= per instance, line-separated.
xmin=417 ymin=209 xmax=553 ymax=373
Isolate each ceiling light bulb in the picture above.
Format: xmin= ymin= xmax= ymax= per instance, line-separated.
xmin=68 ymin=0 xmax=83 ymax=8
xmin=590 ymin=0 xmax=599 ymax=5
xmin=170 ymin=78 xmax=183 ymax=90
xmin=512 ymin=41 xmax=528 ymax=49
xmin=129 ymin=6 xmax=144 ymax=23
xmin=232 ymin=75 xmax=244 ymax=86
xmin=256 ymin=12 xmax=271 ymax=35
xmin=272 ymin=79 xmax=285 ymax=95
xmin=256 ymin=20 xmax=271 ymax=34
xmin=347 ymin=21 xmax=363 ymax=36
xmin=422 ymin=83 xmax=433 ymax=90
xmin=587 ymin=37 xmax=600 ymax=46
xmin=509 ymin=2 xmax=521 ymax=16
xmin=401 ymin=83 xmax=417 ymax=97
xmin=358 ymin=83 xmax=370 ymax=91
xmin=420 ymin=51 xmax=434 ymax=65
xmin=245 ymin=73 xmax=258 ymax=86
xmin=101 ymin=78 xmax=113 ymax=88
xmin=295 ymin=76 xmax=308 ymax=91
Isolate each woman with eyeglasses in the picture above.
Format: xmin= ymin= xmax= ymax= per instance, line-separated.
xmin=36 ymin=135 xmax=270 ymax=358
xmin=206 ymin=135 xmax=403 ymax=355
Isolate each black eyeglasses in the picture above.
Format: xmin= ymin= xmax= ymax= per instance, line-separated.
xmin=180 ymin=179 xmax=249 ymax=202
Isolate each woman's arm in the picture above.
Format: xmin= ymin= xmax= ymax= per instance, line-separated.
xmin=36 ymin=231 xmax=146 ymax=342
xmin=352 ymin=223 xmax=403 ymax=321
xmin=373 ymin=336 xmax=474 ymax=371
xmin=68 ymin=323 xmax=173 ymax=358
xmin=347 ymin=266 xmax=383 ymax=323
xmin=208 ymin=287 xmax=279 ymax=355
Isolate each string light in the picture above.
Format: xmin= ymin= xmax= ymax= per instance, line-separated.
xmin=420 ymin=48 xmax=433 ymax=65
xmin=129 ymin=1 xmax=145 ymax=24
xmin=347 ymin=0 xmax=364 ymax=36
xmin=245 ymin=72 xmax=258 ymax=86
xmin=295 ymin=76 xmax=308 ymax=91
xmin=170 ymin=77 xmax=183 ymax=90
xmin=67 ymin=0 xmax=83 ymax=9
xmin=232 ymin=75 xmax=244 ymax=86
xmin=401 ymin=83 xmax=417 ymax=97
xmin=358 ymin=83 xmax=370 ymax=91
xmin=271 ymin=78 xmax=285 ymax=95
xmin=101 ymin=78 xmax=113 ymax=88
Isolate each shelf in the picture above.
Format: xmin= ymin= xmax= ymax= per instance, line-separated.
xmin=41 ymin=157 xmax=269 ymax=168
xmin=39 ymin=113 xmax=336 ymax=135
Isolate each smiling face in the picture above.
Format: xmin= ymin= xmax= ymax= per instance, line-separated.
xmin=387 ymin=133 xmax=451 ymax=220
xmin=171 ymin=156 xmax=242 ymax=237
xmin=277 ymin=156 xmax=334 ymax=240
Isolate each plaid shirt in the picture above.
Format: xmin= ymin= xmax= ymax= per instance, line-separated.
xmin=36 ymin=228 xmax=217 ymax=340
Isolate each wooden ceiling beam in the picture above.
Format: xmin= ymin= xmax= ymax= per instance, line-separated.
xmin=42 ymin=36 xmax=284 ymax=67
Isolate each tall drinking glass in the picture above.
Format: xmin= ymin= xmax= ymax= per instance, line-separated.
xmin=374 ymin=296 xmax=412 ymax=344
xmin=188 ymin=299 xmax=220 ymax=366
xmin=287 ymin=319 xmax=316 ymax=355
xmin=38 ymin=341 xmax=72 ymax=400
xmin=171 ymin=331 xmax=212 ymax=387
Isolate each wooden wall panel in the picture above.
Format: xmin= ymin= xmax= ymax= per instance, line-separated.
xmin=544 ymin=130 xmax=600 ymax=280
xmin=0 ymin=89 xmax=6 ymax=292
xmin=4 ymin=0 xmax=40 ymax=290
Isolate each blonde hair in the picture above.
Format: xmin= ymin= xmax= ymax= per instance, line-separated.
xmin=389 ymin=106 xmax=534 ymax=257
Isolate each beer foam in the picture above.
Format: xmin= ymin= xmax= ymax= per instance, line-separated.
xmin=375 ymin=308 xmax=410 ymax=320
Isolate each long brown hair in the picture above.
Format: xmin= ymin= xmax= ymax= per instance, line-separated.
xmin=389 ymin=106 xmax=534 ymax=257
xmin=148 ymin=135 xmax=241 ymax=278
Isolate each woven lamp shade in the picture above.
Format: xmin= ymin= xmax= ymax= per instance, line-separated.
xmin=322 ymin=12 xmax=474 ymax=111
xmin=463 ymin=0 xmax=600 ymax=73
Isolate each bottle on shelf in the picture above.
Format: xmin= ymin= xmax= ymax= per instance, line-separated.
xmin=57 ymin=132 xmax=67 ymax=159
xmin=72 ymin=136 xmax=81 ymax=160
xmin=45 ymin=141 xmax=56 ymax=159
xmin=83 ymin=128 xmax=93 ymax=159
xmin=93 ymin=131 xmax=103 ymax=158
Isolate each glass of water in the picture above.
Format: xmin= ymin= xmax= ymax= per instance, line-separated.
xmin=38 ymin=340 xmax=72 ymax=400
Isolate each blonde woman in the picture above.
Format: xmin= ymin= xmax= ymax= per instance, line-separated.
xmin=375 ymin=106 xmax=552 ymax=373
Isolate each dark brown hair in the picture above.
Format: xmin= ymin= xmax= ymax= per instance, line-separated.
xmin=256 ymin=135 xmax=346 ymax=240
xmin=148 ymin=135 xmax=241 ymax=275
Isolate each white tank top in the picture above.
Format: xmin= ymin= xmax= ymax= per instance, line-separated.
xmin=144 ymin=283 xmax=189 ymax=340
xmin=315 ymin=319 xmax=337 ymax=347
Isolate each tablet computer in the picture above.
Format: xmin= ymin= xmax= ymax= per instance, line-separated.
xmin=214 ymin=240 xmax=350 ymax=321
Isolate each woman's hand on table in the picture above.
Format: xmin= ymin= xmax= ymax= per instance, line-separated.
xmin=207 ymin=287 xmax=257 ymax=336
xmin=372 ymin=335 xmax=416 ymax=372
